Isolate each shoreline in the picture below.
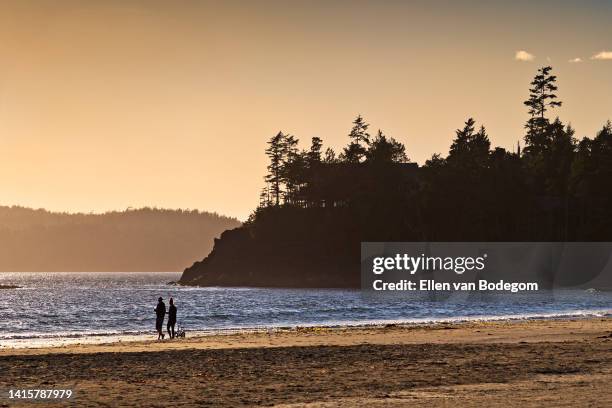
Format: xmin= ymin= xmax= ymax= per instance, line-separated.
xmin=1 ymin=316 xmax=610 ymax=356
xmin=1 ymin=317 xmax=610 ymax=406
xmin=1 ymin=310 xmax=610 ymax=350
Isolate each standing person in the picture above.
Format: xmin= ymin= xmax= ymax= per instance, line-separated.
xmin=167 ymin=298 xmax=177 ymax=339
xmin=154 ymin=297 xmax=166 ymax=340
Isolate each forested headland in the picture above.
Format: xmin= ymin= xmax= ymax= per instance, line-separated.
xmin=180 ymin=66 xmax=612 ymax=287
xmin=0 ymin=206 xmax=239 ymax=272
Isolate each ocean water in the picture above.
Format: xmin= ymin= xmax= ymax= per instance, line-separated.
xmin=0 ymin=272 xmax=610 ymax=348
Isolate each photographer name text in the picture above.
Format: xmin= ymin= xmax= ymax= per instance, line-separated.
xmin=372 ymin=279 xmax=539 ymax=292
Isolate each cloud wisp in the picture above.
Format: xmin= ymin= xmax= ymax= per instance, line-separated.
xmin=568 ymin=57 xmax=583 ymax=63
xmin=515 ymin=50 xmax=535 ymax=62
xmin=591 ymin=51 xmax=612 ymax=60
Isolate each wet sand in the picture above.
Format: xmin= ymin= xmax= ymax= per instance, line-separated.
xmin=1 ymin=318 xmax=611 ymax=407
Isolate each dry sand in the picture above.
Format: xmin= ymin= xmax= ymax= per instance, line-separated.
xmin=0 ymin=318 xmax=611 ymax=407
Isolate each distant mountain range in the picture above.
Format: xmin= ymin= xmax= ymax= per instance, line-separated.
xmin=0 ymin=206 xmax=240 ymax=272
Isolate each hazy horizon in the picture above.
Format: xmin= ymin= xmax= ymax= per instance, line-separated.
xmin=0 ymin=206 xmax=240 ymax=272
xmin=0 ymin=0 xmax=610 ymax=220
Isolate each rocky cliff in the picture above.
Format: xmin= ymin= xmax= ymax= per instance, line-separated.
xmin=179 ymin=208 xmax=361 ymax=288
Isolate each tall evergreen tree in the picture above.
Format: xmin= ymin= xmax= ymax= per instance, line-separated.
xmin=471 ymin=126 xmax=491 ymax=160
xmin=523 ymin=66 xmax=562 ymax=156
xmin=281 ymin=134 xmax=301 ymax=204
xmin=323 ymin=147 xmax=338 ymax=163
xmin=265 ymin=132 xmax=287 ymax=206
xmin=449 ymin=118 xmax=476 ymax=161
xmin=524 ymin=66 xmax=562 ymax=119
xmin=341 ymin=115 xmax=370 ymax=163
xmin=365 ymin=130 xmax=408 ymax=163
xmin=307 ymin=137 xmax=323 ymax=164
xmin=448 ymin=118 xmax=490 ymax=169
xmin=259 ymin=185 xmax=271 ymax=208
xmin=349 ymin=115 xmax=370 ymax=145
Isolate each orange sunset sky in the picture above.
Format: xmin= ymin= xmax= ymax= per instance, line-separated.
xmin=0 ymin=0 xmax=610 ymax=220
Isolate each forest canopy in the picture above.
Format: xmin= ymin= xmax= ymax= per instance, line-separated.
xmin=251 ymin=66 xmax=612 ymax=241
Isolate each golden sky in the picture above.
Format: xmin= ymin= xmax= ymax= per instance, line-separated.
xmin=0 ymin=0 xmax=610 ymax=220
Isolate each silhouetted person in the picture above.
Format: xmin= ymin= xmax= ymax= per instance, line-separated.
xmin=167 ymin=298 xmax=177 ymax=339
xmin=154 ymin=297 xmax=166 ymax=340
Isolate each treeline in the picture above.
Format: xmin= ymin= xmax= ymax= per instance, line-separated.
xmin=251 ymin=66 xmax=612 ymax=241
xmin=0 ymin=206 xmax=240 ymax=271
xmin=258 ymin=115 xmax=408 ymax=209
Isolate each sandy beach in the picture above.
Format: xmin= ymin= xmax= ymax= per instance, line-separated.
xmin=1 ymin=318 xmax=611 ymax=407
